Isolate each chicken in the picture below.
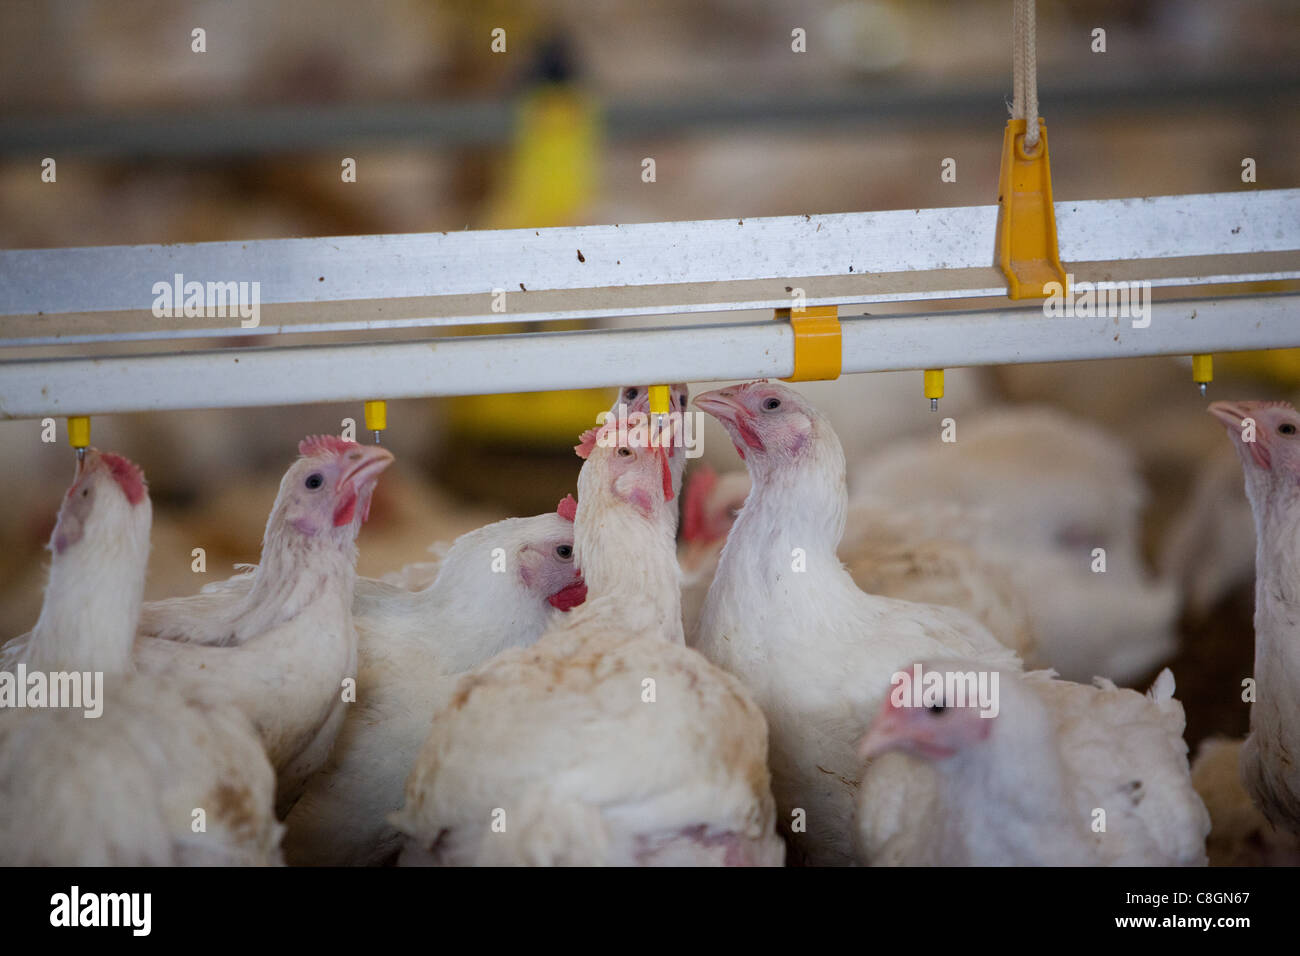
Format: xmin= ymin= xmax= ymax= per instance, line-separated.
xmin=389 ymin=417 xmax=783 ymax=865
xmin=841 ymin=497 xmax=1037 ymax=661
xmin=1190 ymin=736 xmax=1300 ymax=866
xmin=855 ymin=660 xmax=1209 ymax=865
xmin=692 ymin=381 xmax=1019 ymax=865
xmin=131 ymin=437 xmax=393 ymax=812
xmin=280 ymin=499 xmax=585 ymax=865
xmin=0 ymin=450 xmax=282 ymax=865
xmin=852 ymin=405 xmax=1178 ymax=684
xmin=1207 ymin=400 xmax=1300 ymax=835
xmin=379 ymin=554 xmax=446 ymax=591
xmin=2 ymin=450 xmax=154 ymax=675
xmin=679 ymin=466 xmax=1035 ymax=659
xmin=137 ymin=443 xmax=391 ymax=648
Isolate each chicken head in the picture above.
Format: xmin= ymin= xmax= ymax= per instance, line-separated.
xmin=275 ymin=436 xmax=394 ymax=540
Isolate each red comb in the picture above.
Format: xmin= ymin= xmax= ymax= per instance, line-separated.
xmin=556 ymin=494 xmax=578 ymax=522
xmin=575 ymin=427 xmax=600 ymax=460
xmin=100 ymin=452 xmax=147 ymax=505
xmin=681 ymin=465 xmax=718 ymax=543
xmin=299 ymin=434 xmax=356 ymax=459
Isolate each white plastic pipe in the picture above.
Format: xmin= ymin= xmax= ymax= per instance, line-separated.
xmin=2 ymin=293 xmax=1294 ymax=419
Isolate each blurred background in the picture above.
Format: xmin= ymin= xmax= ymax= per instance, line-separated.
xmin=2 ymin=0 xmax=1299 ymax=746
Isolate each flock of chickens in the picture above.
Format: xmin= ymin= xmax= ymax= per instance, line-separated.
xmin=2 ymin=379 xmax=1298 ymax=866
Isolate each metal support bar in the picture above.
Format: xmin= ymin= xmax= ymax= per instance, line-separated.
xmin=2 ymin=293 xmax=1294 ymax=419
xmin=3 ymin=190 xmax=1297 ymax=346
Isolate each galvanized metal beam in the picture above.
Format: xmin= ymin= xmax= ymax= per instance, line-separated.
xmin=3 ymin=190 xmax=1297 ymax=346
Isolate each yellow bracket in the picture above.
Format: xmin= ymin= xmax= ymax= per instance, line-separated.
xmin=995 ymin=118 xmax=1067 ymax=300
xmin=775 ymin=305 xmax=841 ymax=382
xmin=67 ymin=416 xmax=90 ymax=451
xmin=363 ymin=400 xmax=387 ymax=441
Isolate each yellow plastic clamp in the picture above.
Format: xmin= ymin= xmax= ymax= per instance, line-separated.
xmin=995 ymin=119 xmax=1068 ymax=300
xmin=775 ymin=305 xmax=841 ymax=382
xmin=924 ymin=369 xmax=945 ymax=400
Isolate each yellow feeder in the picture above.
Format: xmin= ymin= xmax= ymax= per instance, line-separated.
xmin=1219 ymin=348 xmax=1300 ymax=387
xmin=449 ymin=63 xmax=609 ymax=445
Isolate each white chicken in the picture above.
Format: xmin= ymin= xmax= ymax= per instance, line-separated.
xmin=692 ymin=381 xmax=1019 ymax=865
xmin=679 ymin=466 xmax=1035 ymax=659
xmin=852 ymin=405 xmax=1178 ymax=684
xmin=388 ymin=417 xmax=783 ymax=866
xmin=1207 ymin=400 xmax=1300 ymax=835
xmin=281 ymin=499 xmax=585 ymax=865
xmin=131 ymin=436 xmax=393 ymax=812
xmin=855 ymin=660 xmax=1209 ymax=865
xmin=0 ymin=450 xmax=282 ymax=865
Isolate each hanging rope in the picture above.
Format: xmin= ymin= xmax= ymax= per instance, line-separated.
xmin=1011 ymin=0 xmax=1040 ymax=149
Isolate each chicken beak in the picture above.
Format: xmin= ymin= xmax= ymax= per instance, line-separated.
xmin=694 ymin=390 xmax=746 ymax=424
xmin=695 ymin=390 xmax=765 ymax=453
xmin=1208 ymin=401 xmax=1271 ymax=469
xmin=72 ymin=446 xmax=100 ymax=482
xmin=1207 ymin=401 xmax=1249 ymax=431
xmin=340 ymin=444 xmax=395 ymax=493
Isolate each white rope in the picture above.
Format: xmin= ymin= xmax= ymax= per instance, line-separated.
xmin=1011 ymin=0 xmax=1040 ymax=149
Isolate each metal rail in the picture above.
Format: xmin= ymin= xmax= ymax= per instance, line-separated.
xmin=0 ymin=189 xmax=1296 ymax=419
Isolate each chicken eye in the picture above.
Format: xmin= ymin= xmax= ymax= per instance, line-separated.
xmin=1280 ymin=423 xmax=1297 ymax=436
xmin=624 ymin=388 xmax=639 ymax=401
xmin=304 ymin=473 xmax=325 ymax=490
xmin=556 ymin=544 xmax=573 ymax=559
xmin=762 ymin=397 xmax=781 ymax=411
xmin=679 ymin=394 xmax=687 ymax=408
xmin=617 ymin=447 xmax=633 ymax=458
